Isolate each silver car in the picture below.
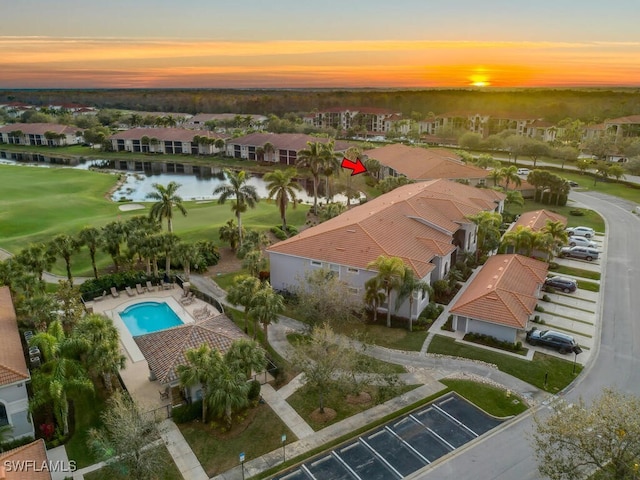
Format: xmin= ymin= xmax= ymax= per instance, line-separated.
xmin=567 ymin=236 xmax=597 ymax=248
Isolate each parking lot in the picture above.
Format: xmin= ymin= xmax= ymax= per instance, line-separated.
xmin=531 ymin=232 xmax=605 ymax=364
xmin=276 ymin=393 xmax=503 ymax=480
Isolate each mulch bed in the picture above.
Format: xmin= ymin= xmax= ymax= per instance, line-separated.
xmin=309 ymin=407 xmax=337 ymax=424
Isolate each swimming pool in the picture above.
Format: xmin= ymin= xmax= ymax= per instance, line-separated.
xmin=118 ymin=301 xmax=184 ymax=336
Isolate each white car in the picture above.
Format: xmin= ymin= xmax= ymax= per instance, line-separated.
xmin=517 ymin=168 xmax=530 ymax=175
xmin=566 ymin=226 xmax=595 ymax=239
xmin=567 ymin=236 xmax=596 ymax=248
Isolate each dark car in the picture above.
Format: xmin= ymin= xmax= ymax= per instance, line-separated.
xmin=544 ymin=276 xmax=578 ymax=293
xmin=526 ymin=328 xmax=581 ymax=354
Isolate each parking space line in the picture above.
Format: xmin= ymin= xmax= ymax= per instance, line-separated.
xmin=409 ymin=414 xmax=456 ymax=451
xmin=433 ymin=404 xmax=479 ymax=438
xmin=331 ymin=451 xmax=363 ymax=480
xmin=359 ymin=437 xmax=404 ymax=479
xmin=385 ymin=426 xmax=431 ymax=465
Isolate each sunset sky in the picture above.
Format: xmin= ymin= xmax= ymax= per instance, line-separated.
xmin=3 ymin=0 xmax=639 ymax=89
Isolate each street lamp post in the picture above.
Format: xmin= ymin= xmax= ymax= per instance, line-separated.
xmin=239 ymin=452 xmax=245 ymax=480
xmin=281 ymin=434 xmax=287 ymax=462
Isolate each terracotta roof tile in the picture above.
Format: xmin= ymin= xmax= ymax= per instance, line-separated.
xmin=0 ymin=123 xmax=78 ymax=136
xmin=227 ymin=132 xmax=352 ymax=152
xmin=0 ymin=287 xmax=29 ymax=386
xmin=363 ymin=144 xmax=489 ymax=180
xmin=133 ymin=314 xmax=247 ymax=384
xmin=450 ymin=254 xmax=548 ymax=329
xmin=108 ymin=127 xmax=226 ymax=142
xmin=268 ymin=179 xmax=503 ymax=278
xmin=605 ymin=115 xmax=640 ymax=124
xmin=513 ymin=209 xmax=567 ymax=232
xmin=0 ymin=440 xmax=51 ymax=480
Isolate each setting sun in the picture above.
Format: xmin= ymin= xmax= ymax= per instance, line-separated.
xmin=469 ymin=71 xmax=491 ymax=87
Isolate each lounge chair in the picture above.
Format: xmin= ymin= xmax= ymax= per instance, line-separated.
xmin=179 ymin=292 xmax=195 ymax=305
xmin=136 ymin=283 xmax=145 ymax=295
xmin=146 ymin=281 xmax=155 ymax=292
xmin=162 ymin=281 xmax=173 ymax=290
xmin=125 ymin=286 xmax=136 ymax=297
xmin=94 ymin=290 xmax=107 ymax=302
xmin=110 ymin=287 xmax=120 ymax=298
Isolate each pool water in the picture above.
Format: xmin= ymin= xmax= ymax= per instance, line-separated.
xmin=119 ymin=301 xmax=183 ymax=336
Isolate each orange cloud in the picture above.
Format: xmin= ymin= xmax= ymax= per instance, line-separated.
xmin=1 ymin=37 xmax=639 ymax=88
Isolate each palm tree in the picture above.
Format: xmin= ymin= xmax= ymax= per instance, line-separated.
xmin=364 ymin=277 xmax=385 ymax=323
xmin=264 ymin=168 xmax=302 ymax=232
xmin=213 ymin=170 xmax=259 ymax=247
xmin=542 ymin=220 xmax=569 ymax=255
xmin=395 ymin=267 xmax=432 ymax=331
xmin=158 ymin=232 xmax=179 ymax=276
xmin=47 ymin=234 xmax=81 ymax=284
xmin=488 ymin=169 xmax=504 ymax=187
xmin=532 ymin=231 xmax=554 ymax=261
xmin=297 ymin=141 xmax=326 ymax=215
xmin=500 ymin=165 xmax=522 ymax=191
xmin=100 ymin=221 xmax=126 ymax=273
xmin=173 ymin=242 xmax=202 ymax=281
xmin=241 ymin=249 xmax=267 ymax=278
xmin=366 ymin=255 xmax=406 ymax=328
xmin=15 ymin=243 xmax=55 ymax=284
xmin=147 ymin=182 xmax=187 ymax=233
xmin=225 ymin=339 xmax=266 ymax=380
xmin=501 ymin=225 xmax=536 ymax=256
xmin=466 ymin=211 xmax=503 ymax=262
xmin=78 ymin=227 xmax=101 ymax=279
xmin=29 ymin=321 xmax=93 ymax=436
xmin=321 ymin=141 xmax=342 ymax=200
xmin=262 ymin=142 xmax=275 ymax=163
xmin=504 ymin=190 xmax=525 ymax=210
xmin=227 ymin=275 xmax=261 ymax=333
xmin=219 ymin=219 xmax=243 ymax=252
xmin=177 ymin=345 xmax=217 ymax=422
xmin=74 ymin=314 xmax=126 ymax=392
xmin=208 ymin=356 xmax=249 ymax=429
xmin=247 ymin=282 xmax=284 ymax=340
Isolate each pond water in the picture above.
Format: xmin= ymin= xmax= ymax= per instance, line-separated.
xmin=0 ymin=152 xmax=362 ymax=204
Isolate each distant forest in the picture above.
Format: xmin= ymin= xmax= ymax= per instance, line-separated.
xmin=3 ymin=88 xmax=640 ymax=123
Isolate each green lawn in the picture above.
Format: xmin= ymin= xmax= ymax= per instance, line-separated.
xmin=286 ymin=383 xmax=420 ymax=431
xmin=428 ymin=335 xmax=581 ymax=392
xmin=440 ymin=379 xmax=528 ymax=417
xmin=549 ymin=264 xmax=601 ymax=280
xmin=65 ymin=384 xmax=110 ymax=468
xmin=179 ymin=403 xmax=296 ymax=477
xmin=507 ymin=198 xmax=605 ymax=233
xmin=82 ymin=445 xmax=181 ymax=480
xmin=0 ymin=164 xmax=306 ymax=276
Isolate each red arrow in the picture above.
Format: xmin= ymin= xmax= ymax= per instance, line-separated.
xmin=341 ymin=157 xmax=367 ymax=176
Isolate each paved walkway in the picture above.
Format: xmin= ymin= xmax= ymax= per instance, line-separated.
xmin=159 ymin=420 xmax=209 ymax=480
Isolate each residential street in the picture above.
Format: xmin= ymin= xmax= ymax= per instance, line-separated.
xmin=411 ymin=189 xmax=640 ymax=479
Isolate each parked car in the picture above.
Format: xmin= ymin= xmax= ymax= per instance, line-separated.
xmin=517 ymin=168 xmax=530 ymax=175
xmin=567 ymin=236 xmax=597 ymax=248
xmin=544 ymin=276 xmax=578 ymax=293
xmin=560 ymin=246 xmax=599 ymax=261
xmin=566 ymin=226 xmax=595 ymax=238
xmin=526 ymin=328 xmax=581 ymax=354
xmin=568 ymin=180 xmax=579 ymax=187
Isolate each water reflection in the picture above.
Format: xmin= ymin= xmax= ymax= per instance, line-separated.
xmin=0 ymin=152 xmax=360 ymax=204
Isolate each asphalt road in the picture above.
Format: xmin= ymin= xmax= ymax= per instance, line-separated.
xmin=411 ymin=189 xmax=640 ymax=479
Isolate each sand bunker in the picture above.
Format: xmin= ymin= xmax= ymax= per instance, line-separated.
xmin=118 ymin=203 xmax=145 ymax=212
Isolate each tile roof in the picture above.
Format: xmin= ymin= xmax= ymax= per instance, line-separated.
xmin=268 ymin=179 xmax=504 ymax=278
xmin=316 ymin=107 xmax=400 ymax=114
xmin=227 ymin=132 xmax=352 ymax=152
xmin=450 ymin=254 xmax=548 ymax=329
xmin=133 ymin=314 xmax=247 ymax=384
xmin=108 ymin=127 xmax=226 ymax=142
xmin=363 ymin=144 xmax=490 ymax=180
xmin=0 ymin=287 xmax=29 ymax=386
xmin=186 ymin=113 xmax=267 ymax=123
xmin=0 ymin=123 xmax=78 ymax=136
xmin=605 ymin=115 xmax=640 ymax=124
xmin=0 ymin=439 xmax=51 ymax=480
xmin=512 ymin=209 xmax=567 ymax=232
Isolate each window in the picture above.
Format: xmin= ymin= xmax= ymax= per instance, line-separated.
xmin=0 ymin=403 xmax=8 ymax=426
xmin=347 ymin=267 xmax=359 ymax=274
xmin=310 ymin=260 xmax=322 ymax=267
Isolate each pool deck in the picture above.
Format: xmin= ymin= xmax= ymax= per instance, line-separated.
xmin=87 ymin=284 xmax=219 ymax=411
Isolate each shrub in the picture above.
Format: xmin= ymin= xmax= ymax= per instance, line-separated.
xmin=419 ymin=302 xmax=443 ymax=321
xmin=463 ymin=332 xmax=525 ymax=354
xmin=247 ymin=380 xmax=261 ymax=403
xmin=569 ymin=209 xmax=586 ymax=216
xmin=1 ymin=435 xmax=35 ymax=452
xmin=171 ymin=400 xmax=203 ymax=424
xmin=270 ymin=226 xmax=287 ymax=240
xmin=79 ymin=271 xmax=148 ymax=300
xmin=535 ymin=305 xmax=545 ymax=312
xmin=542 ymin=294 xmax=551 ymax=302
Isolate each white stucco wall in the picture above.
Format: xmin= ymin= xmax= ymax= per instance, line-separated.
xmin=453 ymin=314 xmax=518 ymax=344
xmin=0 ymin=382 xmax=34 ymax=439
